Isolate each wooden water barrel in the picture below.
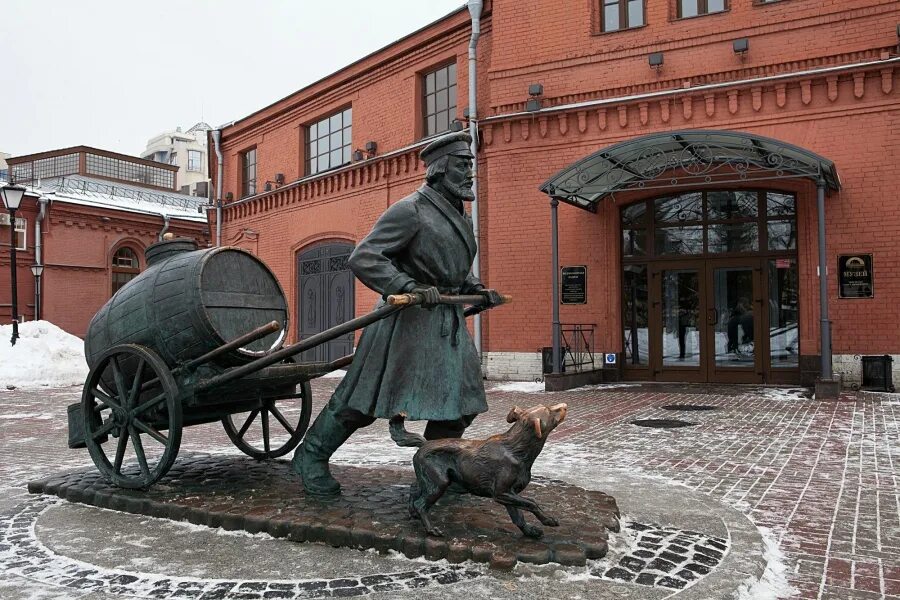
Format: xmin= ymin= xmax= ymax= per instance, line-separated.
xmin=85 ymin=239 xmax=288 ymax=370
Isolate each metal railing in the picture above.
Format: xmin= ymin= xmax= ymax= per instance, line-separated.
xmin=559 ymin=323 xmax=596 ymax=373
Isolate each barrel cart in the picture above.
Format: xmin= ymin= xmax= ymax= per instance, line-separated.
xmin=69 ymin=237 xmax=503 ymax=490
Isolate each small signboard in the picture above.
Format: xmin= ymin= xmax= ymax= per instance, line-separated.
xmin=838 ymin=254 xmax=874 ymax=298
xmin=561 ymin=266 xmax=587 ymax=304
xmin=605 ymin=353 xmax=617 ymax=365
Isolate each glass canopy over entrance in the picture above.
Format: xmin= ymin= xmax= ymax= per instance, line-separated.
xmin=539 ymin=129 xmax=842 ymax=387
xmin=540 ymin=129 xmax=840 ymax=212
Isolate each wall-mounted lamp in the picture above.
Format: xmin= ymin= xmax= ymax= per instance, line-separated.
xmin=352 ymin=141 xmax=378 ymax=162
xmin=450 ymin=119 xmax=465 ymax=132
xmin=648 ymin=52 xmax=664 ymax=73
xmin=225 ymin=192 xmax=234 ymax=201
xmin=275 ymin=173 xmax=285 ymax=185
xmin=732 ymin=38 xmax=749 ymax=61
xmin=526 ymin=82 xmax=543 ymax=112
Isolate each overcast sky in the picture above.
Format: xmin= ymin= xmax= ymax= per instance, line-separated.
xmin=1 ymin=0 xmax=465 ymax=158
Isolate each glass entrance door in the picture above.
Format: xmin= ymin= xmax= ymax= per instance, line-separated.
xmin=707 ymin=263 xmax=762 ymax=383
xmin=651 ymin=263 xmax=707 ymax=381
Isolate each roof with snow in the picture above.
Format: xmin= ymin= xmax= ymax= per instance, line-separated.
xmin=31 ymin=175 xmax=207 ymax=222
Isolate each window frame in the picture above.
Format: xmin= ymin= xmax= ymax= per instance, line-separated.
xmin=187 ymin=149 xmax=202 ymax=172
xmin=111 ymin=246 xmax=141 ymax=295
xmin=600 ymin=0 xmax=646 ymax=33
xmin=305 ymin=107 xmax=353 ymax=176
xmin=676 ymin=0 xmax=728 ymax=19
xmin=0 ymin=214 xmax=27 ymax=251
xmin=422 ymin=62 xmax=458 ymax=138
xmin=241 ymin=147 xmax=257 ymax=198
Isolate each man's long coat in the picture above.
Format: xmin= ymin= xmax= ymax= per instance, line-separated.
xmin=330 ymin=184 xmax=488 ymax=421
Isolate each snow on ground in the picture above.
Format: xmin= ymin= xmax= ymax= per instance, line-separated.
xmin=491 ymin=381 xmax=546 ymax=393
xmin=0 ymin=321 xmax=87 ymax=389
xmin=735 ymin=526 xmax=796 ymax=600
xmin=321 ymin=369 xmax=346 ymax=379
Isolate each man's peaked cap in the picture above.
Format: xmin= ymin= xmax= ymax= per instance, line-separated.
xmin=420 ymin=131 xmax=473 ymax=166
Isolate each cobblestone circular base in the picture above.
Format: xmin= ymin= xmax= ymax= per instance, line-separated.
xmin=28 ymin=454 xmax=620 ymax=570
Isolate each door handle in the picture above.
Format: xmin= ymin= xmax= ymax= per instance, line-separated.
xmin=707 ymin=308 xmax=718 ymax=325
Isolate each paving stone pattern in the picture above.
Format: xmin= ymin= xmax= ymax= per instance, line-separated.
xmin=4 ymin=380 xmax=900 ymax=598
xmin=598 ymin=522 xmax=728 ymax=591
xmin=28 ymin=456 xmax=620 ymax=570
xmin=0 ymin=495 xmax=481 ymax=599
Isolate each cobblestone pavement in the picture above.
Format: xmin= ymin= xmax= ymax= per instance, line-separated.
xmin=1 ymin=379 xmax=899 ymax=599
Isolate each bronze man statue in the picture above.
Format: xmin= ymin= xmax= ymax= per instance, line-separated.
xmin=293 ymin=131 xmax=502 ymax=496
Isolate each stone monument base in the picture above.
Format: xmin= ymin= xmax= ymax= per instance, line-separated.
xmin=29 ymin=454 xmax=619 ymax=570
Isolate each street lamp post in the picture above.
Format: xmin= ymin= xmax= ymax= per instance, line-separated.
xmin=1 ymin=183 xmax=26 ymax=346
xmin=31 ymin=264 xmax=44 ymax=321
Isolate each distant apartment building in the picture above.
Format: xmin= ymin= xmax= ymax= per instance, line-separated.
xmin=142 ymin=122 xmax=211 ymax=197
xmin=0 ymin=152 xmax=10 ymax=181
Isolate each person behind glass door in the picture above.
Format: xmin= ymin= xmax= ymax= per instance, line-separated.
xmin=727 ymin=297 xmax=754 ymax=354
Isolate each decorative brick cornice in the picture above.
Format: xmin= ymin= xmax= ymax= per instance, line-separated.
xmin=479 ymin=59 xmax=897 ymax=149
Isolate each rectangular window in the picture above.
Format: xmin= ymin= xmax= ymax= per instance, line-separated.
xmin=188 ymin=150 xmax=201 ymax=172
xmin=307 ymin=108 xmax=352 ymax=176
xmin=241 ymin=148 xmax=257 ymax=197
xmin=423 ymin=63 xmax=457 ymax=137
xmin=0 ymin=214 xmax=27 ymax=250
xmin=678 ymin=0 xmax=726 ymax=18
xmin=601 ymin=0 xmax=644 ymax=32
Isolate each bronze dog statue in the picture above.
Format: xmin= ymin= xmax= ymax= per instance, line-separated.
xmin=389 ymin=403 xmax=568 ymax=538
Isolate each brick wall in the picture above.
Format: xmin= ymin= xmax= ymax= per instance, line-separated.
xmin=213 ymin=0 xmax=900 ymax=382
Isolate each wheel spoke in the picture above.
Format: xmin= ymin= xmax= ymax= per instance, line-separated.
xmin=110 ymin=357 xmax=129 ymax=407
xmin=133 ymin=419 xmax=168 ymax=446
xmin=237 ymin=410 xmax=259 ymax=439
xmin=91 ymin=388 xmax=122 ymax=412
xmin=127 ymin=358 xmax=145 ymax=406
xmin=269 ymin=406 xmax=296 ymax=436
xmin=113 ymin=427 xmax=129 ymax=473
xmin=92 ymin=419 xmax=117 ymax=440
xmin=129 ymin=427 xmax=151 ymax=482
xmin=132 ymin=392 xmax=167 ymax=416
xmin=262 ymin=410 xmax=271 ymax=455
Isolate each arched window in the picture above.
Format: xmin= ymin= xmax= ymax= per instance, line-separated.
xmin=111 ymin=247 xmax=140 ymax=294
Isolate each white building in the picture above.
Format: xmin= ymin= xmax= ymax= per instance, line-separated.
xmin=141 ymin=122 xmax=210 ymax=197
xmin=0 ymin=151 xmax=10 ymax=181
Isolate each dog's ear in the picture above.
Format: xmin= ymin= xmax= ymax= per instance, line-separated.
xmin=531 ymin=417 xmax=543 ymax=439
xmin=507 ymin=406 xmax=524 ymax=423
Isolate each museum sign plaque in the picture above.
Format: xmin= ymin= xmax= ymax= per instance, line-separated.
xmin=838 ymin=254 xmax=874 ymax=298
xmin=561 ymin=266 xmax=587 ymax=304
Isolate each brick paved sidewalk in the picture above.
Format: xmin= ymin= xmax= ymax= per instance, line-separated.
xmin=2 ymin=380 xmax=899 ymax=599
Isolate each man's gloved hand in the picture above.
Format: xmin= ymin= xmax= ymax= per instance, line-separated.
xmin=411 ymin=285 xmax=441 ymax=308
xmin=477 ymin=288 xmax=504 ymax=308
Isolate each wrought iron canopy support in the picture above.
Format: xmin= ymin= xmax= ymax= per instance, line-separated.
xmin=550 ymin=198 xmax=561 ymax=375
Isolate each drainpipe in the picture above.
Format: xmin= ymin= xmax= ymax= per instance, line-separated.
xmin=816 ymin=179 xmax=833 ymax=381
xmin=34 ymin=195 xmax=48 ymax=321
xmin=158 ymin=213 xmax=170 ymax=241
xmin=211 ymin=129 xmax=224 ymax=247
xmin=550 ymin=197 xmax=561 ymax=375
xmin=468 ymin=0 xmax=484 ymax=359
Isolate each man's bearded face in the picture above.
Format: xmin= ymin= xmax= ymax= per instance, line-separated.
xmin=442 ymin=154 xmax=475 ymax=201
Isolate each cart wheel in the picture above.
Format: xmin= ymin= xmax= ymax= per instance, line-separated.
xmin=221 ymin=380 xmax=312 ymax=459
xmin=82 ymin=344 xmax=182 ymax=489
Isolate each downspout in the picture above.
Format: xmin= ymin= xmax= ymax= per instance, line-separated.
xmin=34 ymin=195 xmax=48 ymax=321
xmin=158 ymin=213 xmax=170 ymax=241
xmin=467 ymin=0 xmax=484 ymax=359
xmin=211 ymin=129 xmax=224 ymax=247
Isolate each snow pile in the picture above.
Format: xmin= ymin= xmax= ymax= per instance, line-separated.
xmin=321 ymin=369 xmax=346 ymax=379
xmin=0 ymin=321 xmax=88 ymax=388
xmin=735 ymin=526 xmax=796 ymax=600
xmin=491 ymin=381 xmax=545 ymax=393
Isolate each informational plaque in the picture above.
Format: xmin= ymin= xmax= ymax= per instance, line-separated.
xmin=561 ymin=266 xmax=587 ymax=304
xmin=838 ymin=254 xmax=874 ymax=298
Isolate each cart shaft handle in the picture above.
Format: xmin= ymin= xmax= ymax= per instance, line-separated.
xmin=387 ymin=293 xmax=512 ymax=306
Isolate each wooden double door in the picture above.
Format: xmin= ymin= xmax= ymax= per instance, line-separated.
xmin=649 ymin=258 xmax=773 ymax=383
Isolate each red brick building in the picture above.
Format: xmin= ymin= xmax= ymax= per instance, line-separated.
xmin=210 ymin=0 xmax=900 ymax=389
xmin=2 ymin=147 xmax=209 ymax=338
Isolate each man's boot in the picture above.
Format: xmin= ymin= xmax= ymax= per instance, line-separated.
xmin=292 ymin=408 xmax=359 ymax=496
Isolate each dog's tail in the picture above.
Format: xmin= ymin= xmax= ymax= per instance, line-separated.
xmin=389 ymin=413 xmax=425 ymax=448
